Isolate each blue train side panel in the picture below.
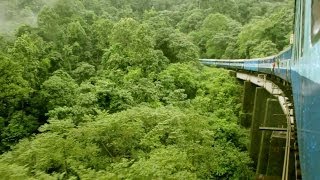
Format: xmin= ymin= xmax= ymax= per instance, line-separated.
xmin=258 ymin=58 xmax=274 ymax=75
xmin=199 ymin=47 xmax=293 ymax=83
xmin=290 ymin=0 xmax=320 ymax=178
xmin=275 ymin=48 xmax=292 ymax=82
xmin=291 ymin=53 xmax=320 ymax=179
xmin=244 ymin=60 xmax=259 ymax=72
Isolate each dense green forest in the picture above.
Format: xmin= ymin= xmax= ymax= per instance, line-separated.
xmin=0 ymin=0 xmax=293 ymax=179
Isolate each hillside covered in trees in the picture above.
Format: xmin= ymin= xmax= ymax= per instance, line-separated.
xmin=0 ymin=0 xmax=293 ymax=179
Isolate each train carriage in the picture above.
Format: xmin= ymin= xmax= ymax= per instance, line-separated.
xmin=199 ymin=0 xmax=320 ymax=178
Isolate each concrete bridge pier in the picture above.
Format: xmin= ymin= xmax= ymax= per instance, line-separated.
xmin=256 ymin=99 xmax=287 ymax=175
xmin=240 ymin=81 xmax=256 ymax=128
xmin=240 ymin=80 xmax=295 ymax=179
xmin=249 ymin=87 xmax=273 ymax=168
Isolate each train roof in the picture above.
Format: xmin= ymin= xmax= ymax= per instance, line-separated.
xmin=200 ymin=46 xmax=292 ymax=62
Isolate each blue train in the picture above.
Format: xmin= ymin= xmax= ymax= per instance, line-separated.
xmin=200 ymin=47 xmax=292 ymax=82
xmin=200 ymin=0 xmax=320 ymax=179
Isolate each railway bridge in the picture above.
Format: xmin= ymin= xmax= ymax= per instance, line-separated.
xmin=236 ymin=71 xmax=296 ymax=180
xmin=200 ymin=48 xmax=299 ymax=180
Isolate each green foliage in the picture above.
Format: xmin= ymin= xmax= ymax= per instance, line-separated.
xmin=91 ymin=18 xmax=114 ymax=58
xmin=40 ymin=70 xmax=78 ymax=110
xmin=1 ymin=111 xmax=38 ymax=147
xmin=237 ymin=4 xmax=293 ymax=58
xmin=0 ymin=58 xmax=31 ymax=115
xmin=37 ymin=6 xmax=63 ymax=42
xmin=187 ymin=0 xmax=293 ymax=59
xmin=190 ymin=13 xmax=241 ymax=58
xmin=154 ymin=28 xmax=199 ymax=63
xmin=1 ymin=106 xmax=252 ymax=179
xmin=9 ymin=33 xmax=47 ymax=87
xmin=0 ymin=56 xmax=36 ymax=151
xmin=103 ymin=18 xmax=169 ymax=74
xmin=251 ymin=40 xmax=278 ymax=58
xmin=72 ymin=62 xmax=96 ymax=83
xmin=178 ymin=10 xmax=205 ymax=34
xmin=159 ymin=63 xmax=200 ymax=99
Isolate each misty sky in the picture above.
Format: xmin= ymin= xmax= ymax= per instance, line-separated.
xmin=0 ymin=0 xmax=57 ymax=35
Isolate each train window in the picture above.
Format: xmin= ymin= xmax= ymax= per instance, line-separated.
xmin=293 ymin=0 xmax=301 ymax=62
xmin=300 ymin=0 xmax=305 ymax=57
xmin=312 ymin=0 xmax=320 ymax=44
